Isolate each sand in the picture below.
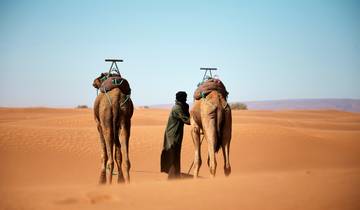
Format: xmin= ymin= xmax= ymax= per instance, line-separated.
xmin=0 ymin=108 xmax=359 ymax=210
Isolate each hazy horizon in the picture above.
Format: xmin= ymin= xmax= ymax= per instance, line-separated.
xmin=1 ymin=0 xmax=359 ymax=107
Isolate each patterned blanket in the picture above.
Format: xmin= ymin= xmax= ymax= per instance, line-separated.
xmin=193 ymin=78 xmax=228 ymax=100
xmin=93 ymin=73 xmax=131 ymax=95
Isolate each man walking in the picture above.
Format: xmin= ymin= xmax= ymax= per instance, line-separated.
xmin=161 ymin=91 xmax=190 ymax=179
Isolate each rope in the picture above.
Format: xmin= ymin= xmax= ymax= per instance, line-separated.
xmin=112 ymin=78 xmax=123 ymax=86
xmin=201 ymin=97 xmax=216 ymax=109
xmin=120 ymin=95 xmax=130 ymax=107
xmin=103 ymin=89 xmax=112 ymax=106
xmin=97 ymin=90 xmax=130 ymax=115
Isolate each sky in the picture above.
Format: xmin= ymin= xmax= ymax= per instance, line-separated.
xmin=0 ymin=0 xmax=359 ymax=107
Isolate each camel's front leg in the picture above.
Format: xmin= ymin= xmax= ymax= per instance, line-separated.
xmin=190 ymin=118 xmax=202 ymax=178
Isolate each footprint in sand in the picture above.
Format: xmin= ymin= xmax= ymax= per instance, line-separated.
xmin=54 ymin=197 xmax=79 ymax=205
xmin=86 ymin=193 xmax=113 ymax=204
xmin=55 ymin=194 xmax=114 ymax=205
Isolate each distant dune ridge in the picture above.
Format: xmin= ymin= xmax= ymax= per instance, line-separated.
xmin=150 ymin=99 xmax=360 ymax=112
xmin=244 ymin=99 xmax=360 ymax=112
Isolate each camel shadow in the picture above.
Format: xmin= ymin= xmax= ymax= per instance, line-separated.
xmin=132 ymin=170 xmax=160 ymax=174
xmin=132 ymin=170 xmax=205 ymax=180
xmin=180 ymin=173 xmax=195 ymax=179
xmin=177 ymin=172 xmax=205 ymax=180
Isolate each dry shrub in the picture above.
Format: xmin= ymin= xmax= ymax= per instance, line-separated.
xmin=76 ymin=105 xmax=88 ymax=109
xmin=230 ymin=102 xmax=247 ymax=110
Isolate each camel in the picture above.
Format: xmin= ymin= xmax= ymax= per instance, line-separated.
xmin=93 ymin=74 xmax=134 ymax=184
xmin=190 ymin=90 xmax=232 ymax=178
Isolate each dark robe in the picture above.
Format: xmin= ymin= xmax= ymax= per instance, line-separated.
xmin=160 ymin=101 xmax=190 ymax=177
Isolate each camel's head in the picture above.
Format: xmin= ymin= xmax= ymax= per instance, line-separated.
xmin=93 ymin=72 xmax=108 ymax=89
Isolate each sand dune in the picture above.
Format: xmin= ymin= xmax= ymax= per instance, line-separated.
xmin=0 ymin=108 xmax=359 ymax=210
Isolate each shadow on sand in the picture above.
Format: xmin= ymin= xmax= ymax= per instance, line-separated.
xmin=130 ymin=170 xmax=204 ymax=180
xmin=172 ymin=173 xmax=205 ymax=180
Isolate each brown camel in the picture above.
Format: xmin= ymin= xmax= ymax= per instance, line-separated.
xmin=190 ymin=91 xmax=232 ymax=178
xmin=93 ymin=74 xmax=134 ymax=184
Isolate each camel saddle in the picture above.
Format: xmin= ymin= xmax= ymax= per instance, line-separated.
xmin=97 ymin=73 xmax=131 ymax=95
xmin=193 ymin=78 xmax=228 ymax=100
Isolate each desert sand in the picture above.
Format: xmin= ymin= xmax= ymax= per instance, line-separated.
xmin=0 ymin=107 xmax=359 ymax=210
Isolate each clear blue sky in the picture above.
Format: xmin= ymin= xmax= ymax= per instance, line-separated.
xmin=0 ymin=0 xmax=359 ymax=107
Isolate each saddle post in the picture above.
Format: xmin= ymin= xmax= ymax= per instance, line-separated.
xmin=105 ymin=59 xmax=123 ymax=76
xmin=200 ymin=67 xmax=218 ymax=81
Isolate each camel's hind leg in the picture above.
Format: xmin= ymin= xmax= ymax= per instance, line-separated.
xmin=202 ymin=117 xmax=217 ymax=177
xmin=221 ymin=139 xmax=231 ymax=176
xmin=114 ymin=141 xmax=125 ymax=183
xmin=102 ymin=127 xmax=114 ymax=184
xmin=221 ymin=106 xmax=232 ymax=176
xmin=97 ymin=124 xmax=108 ymax=184
xmin=190 ymin=117 xmax=202 ymax=178
xmin=120 ymin=119 xmax=131 ymax=183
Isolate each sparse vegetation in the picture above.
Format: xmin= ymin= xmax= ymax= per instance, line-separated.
xmin=230 ymin=102 xmax=248 ymax=110
xmin=76 ymin=105 xmax=88 ymax=109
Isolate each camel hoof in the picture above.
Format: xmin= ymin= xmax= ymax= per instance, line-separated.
xmin=124 ymin=178 xmax=130 ymax=184
xmin=210 ymin=168 xmax=216 ymax=177
xmin=99 ymin=178 xmax=106 ymax=185
xmin=99 ymin=172 xmax=107 ymax=184
xmin=117 ymin=176 xmax=125 ymax=184
xmin=224 ymin=166 xmax=231 ymax=177
xmin=193 ymin=173 xmax=199 ymax=179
